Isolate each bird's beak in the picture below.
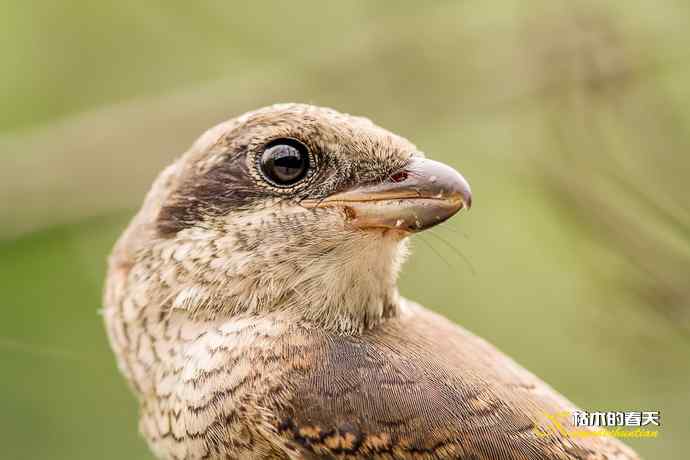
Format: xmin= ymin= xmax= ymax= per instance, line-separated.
xmin=302 ymin=157 xmax=471 ymax=233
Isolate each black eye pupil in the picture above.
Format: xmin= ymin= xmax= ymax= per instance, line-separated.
xmin=260 ymin=139 xmax=309 ymax=186
xmin=272 ymin=148 xmax=303 ymax=179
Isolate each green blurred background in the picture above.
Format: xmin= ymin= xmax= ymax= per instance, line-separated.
xmin=2 ymin=1 xmax=689 ymax=459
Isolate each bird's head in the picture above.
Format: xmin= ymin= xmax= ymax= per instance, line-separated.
xmin=114 ymin=104 xmax=471 ymax=333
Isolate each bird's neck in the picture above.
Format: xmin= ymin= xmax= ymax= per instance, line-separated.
xmin=104 ymin=226 xmax=409 ymax=400
xmin=134 ymin=229 xmax=410 ymax=334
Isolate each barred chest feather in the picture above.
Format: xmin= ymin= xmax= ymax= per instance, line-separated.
xmin=112 ymin=312 xmax=317 ymax=458
xmin=104 ymin=254 xmax=311 ymax=459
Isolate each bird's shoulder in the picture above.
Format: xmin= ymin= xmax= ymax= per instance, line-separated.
xmin=262 ymin=301 xmax=639 ymax=460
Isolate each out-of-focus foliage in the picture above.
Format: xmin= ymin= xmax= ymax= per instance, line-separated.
xmin=1 ymin=1 xmax=689 ymax=459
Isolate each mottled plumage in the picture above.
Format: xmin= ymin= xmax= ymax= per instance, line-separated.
xmin=104 ymin=104 xmax=639 ymax=459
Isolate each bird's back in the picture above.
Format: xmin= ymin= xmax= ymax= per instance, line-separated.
xmin=262 ymin=301 xmax=639 ymax=459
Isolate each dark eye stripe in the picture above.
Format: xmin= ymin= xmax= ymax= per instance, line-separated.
xmin=157 ymin=153 xmax=261 ymax=236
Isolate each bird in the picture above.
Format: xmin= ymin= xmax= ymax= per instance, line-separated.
xmin=103 ymin=103 xmax=640 ymax=459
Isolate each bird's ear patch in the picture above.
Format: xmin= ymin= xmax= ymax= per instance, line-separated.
xmin=156 ymin=152 xmax=264 ymax=236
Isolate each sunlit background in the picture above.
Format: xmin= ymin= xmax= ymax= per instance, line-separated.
xmin=2 ymin=2 xmax=689 ymax=459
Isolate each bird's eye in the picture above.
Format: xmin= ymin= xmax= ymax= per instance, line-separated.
xmin=259 ymin=139 xmax=310 ymax=187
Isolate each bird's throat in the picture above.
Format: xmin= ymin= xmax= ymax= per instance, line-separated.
xmin=139 ymin=229 xmax=410 ymax=334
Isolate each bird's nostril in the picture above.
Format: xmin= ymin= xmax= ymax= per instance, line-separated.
xmin=390 ymin=171 xmax=408 ymax=183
